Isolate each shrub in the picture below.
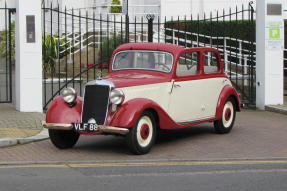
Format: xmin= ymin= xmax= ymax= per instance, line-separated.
xmin=42 ymin=34 xmax=71 ymax=73
xmin=110 ymin=0 xmax=122 ymax=13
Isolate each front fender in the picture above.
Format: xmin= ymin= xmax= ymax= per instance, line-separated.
xmin=46 ymin=96 xmax=83 ymax=124
xmin=215 ymin=85 xmax=241 ymax=120
xmin=107 ymin=98 xmax=178 ymax=129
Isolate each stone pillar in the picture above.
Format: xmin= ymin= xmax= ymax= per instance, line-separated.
xmin=256 ymin=0 xmax=284 ymax=109
xmin=15 ymin=0 xmax=42 ymax=112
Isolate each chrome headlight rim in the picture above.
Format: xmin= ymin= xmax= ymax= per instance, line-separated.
xmin=110 ymin=88 xmax=125 ymax=105
xmin=62 ymin=87 xmax=77 ymax=104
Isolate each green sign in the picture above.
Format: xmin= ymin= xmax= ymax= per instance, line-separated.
xmin=269 ymin=28 xmax=281 ymax=39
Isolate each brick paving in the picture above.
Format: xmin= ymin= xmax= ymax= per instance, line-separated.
xmin=0 ymin=110 xmax=286 ymax=163
xmin=0 ymin=104 xmax=44 ymax=138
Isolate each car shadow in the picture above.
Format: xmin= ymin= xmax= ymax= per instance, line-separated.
xmin=74 ymin=135 xmax=129 ymax=154
xmin=73 ymin=124 xmax=215 ymax=155
xmin=156 ymin=124 xmax=215 ymax=145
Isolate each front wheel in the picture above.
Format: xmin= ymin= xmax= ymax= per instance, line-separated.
xmin=49 ymin=129 xmax=80 ymax=149
xmin=214 ymin=98 xmax=236 ymax=134
xmin=126 ymin=111 xmax=156 ymax=155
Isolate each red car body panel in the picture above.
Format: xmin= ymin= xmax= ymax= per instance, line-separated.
xmin=46 ymin=96 xmax=82 ymax=124
xmin=104 ymin=71 xmax=172 ymax=88
xmin=107 ymin=98 xmax=216 ymax=130
xmin=215 ymin=85 xmax=241 ymax=120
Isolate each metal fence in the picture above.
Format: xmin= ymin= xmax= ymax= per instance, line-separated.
xmin=42 ymin=3 xmax=256 ymax=109
xmin=0 ymin=6 xmax=15 ymax=103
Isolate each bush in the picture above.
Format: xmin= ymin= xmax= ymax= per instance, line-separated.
xmin=99 ymin=35 xmax=124 ymax=63
xmin=42 ymin=34 xmax=71 ymax=73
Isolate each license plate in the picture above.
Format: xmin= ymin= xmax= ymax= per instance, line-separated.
xmin=73 ymin=123 xmax=99 ymax=132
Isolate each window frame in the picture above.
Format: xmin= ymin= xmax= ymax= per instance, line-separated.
xmin=175 ymin=51 xmax=201 ymax=78
xmin=112 ymin=50 xmax=174 ymax=73
xmin=203 ymin=51 xmax=221 ymax=74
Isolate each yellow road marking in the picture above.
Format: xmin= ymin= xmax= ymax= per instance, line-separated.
xmin=1 ymin=160 xmax=287 ymax=169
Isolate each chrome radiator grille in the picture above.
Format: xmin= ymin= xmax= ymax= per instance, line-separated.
xmin=82 ymin=85 xmax=110 ymax=125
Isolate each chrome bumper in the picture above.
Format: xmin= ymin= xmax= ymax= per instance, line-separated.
xmin=42 ymin=121 xmax=129 ymax=135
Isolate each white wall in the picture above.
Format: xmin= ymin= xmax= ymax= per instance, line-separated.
xmin=161 ymin=0 xmax=191 ymax=19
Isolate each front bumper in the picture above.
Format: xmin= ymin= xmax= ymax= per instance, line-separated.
xmin=42 ymin=121 xmax=129 ymax=135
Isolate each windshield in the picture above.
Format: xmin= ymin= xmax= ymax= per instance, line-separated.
xmin=112 ymin=50 xmax=173 ymax=73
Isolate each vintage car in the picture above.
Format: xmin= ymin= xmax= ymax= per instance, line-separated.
xmin=43 ymin=43 xmax=241 ymax=155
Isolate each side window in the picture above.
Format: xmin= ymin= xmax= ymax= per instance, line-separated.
xmin=204 ymin=52 xmax=220 ymax=73
xmin=176 ymin=52 xmax=199 ymax=76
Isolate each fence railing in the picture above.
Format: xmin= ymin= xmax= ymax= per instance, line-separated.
xmin=165 ymin=28 xmax=256 ymax=78
xmin=42 ymin=3 xmax=256 ymax=109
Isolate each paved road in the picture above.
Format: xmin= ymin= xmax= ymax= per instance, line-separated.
xmin=1 ymin=160 xmax=287 ymax=191
xmin=0 ymin=110 xmax=287 ymax=163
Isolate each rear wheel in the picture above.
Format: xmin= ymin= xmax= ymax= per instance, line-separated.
xmin=49 ymin=129 xmax=80 ymax=149
xmin=126 ymin=111 xmax=156 ymax=155
xmin=214 ymin=98 xmax=236 ymax=134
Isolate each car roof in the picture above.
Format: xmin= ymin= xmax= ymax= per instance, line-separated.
xmin=114 ymin=43 xmax=185 ymax=55
xmin=114 ymin=43 xmax=220 ymax=55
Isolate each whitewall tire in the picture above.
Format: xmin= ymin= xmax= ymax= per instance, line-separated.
xmin=214 ymin=98 xmax=236 ymax=134
xmin=126 ymin=111 xmax=156 ymax=155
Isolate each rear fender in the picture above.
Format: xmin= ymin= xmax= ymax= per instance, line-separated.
xmin=107 ymin=98 xmax=178 ymax=129
xmin=215 ymin=85 xmax=241 ymax=120
xmin=46 ymin=96 xmax=83 ymax=124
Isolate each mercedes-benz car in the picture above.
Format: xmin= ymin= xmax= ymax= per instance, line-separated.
xmin=43 ymin=43 xmax=241 ymax=155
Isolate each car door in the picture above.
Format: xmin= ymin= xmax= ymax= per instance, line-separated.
xmin=167 ymin=51 xmax=206 ymax=123
xmin=201 ymin=50 xmax=228 ymax=118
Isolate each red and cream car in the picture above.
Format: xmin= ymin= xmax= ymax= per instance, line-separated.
xmin=43 ymin=43 xmax=241 ymax=155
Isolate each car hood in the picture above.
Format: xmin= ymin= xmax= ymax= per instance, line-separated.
xmin=104 ymin=72 xmax=170 ymax=88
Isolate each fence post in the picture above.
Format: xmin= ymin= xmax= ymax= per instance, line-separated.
xmin=15 ymin=0 xmax=42 ymax=112
xmin=243 ymin=55 xmax=248 ymax=86
xmin=147 ymin=14 xmax=155 ymax=42
xmin=125 ymin=15 xmax=129 ymax=43
xmin=239 ymin=41 xmax=242 ymax=66
xmin=224 ymin=37 xmax=228 ymax=73
xmin=256 ymin=0 xmax=284 ymax=109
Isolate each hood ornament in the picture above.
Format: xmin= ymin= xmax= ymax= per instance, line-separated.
xmin=88 ymin=118 xmax=97 ymax=124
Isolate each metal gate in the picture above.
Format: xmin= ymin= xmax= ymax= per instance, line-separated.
xmin=0 ymin=6 xmax=15 ymax=103
xmin=164 ymin=2 xmax=256 ymax=106
xmin=42 ymin=2 xmax=256 ymax=109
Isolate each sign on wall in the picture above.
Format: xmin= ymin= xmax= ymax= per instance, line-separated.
xmin=26 ymin=15 xmax=35 ymax=43
xmin=265 ymin=4 xmax=284 ymax=50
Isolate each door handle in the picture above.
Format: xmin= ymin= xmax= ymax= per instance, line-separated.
xmin=173 ymin=83 xmax=181 ymax=88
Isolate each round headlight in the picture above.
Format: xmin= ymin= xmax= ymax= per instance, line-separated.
xmin=110 ymin=89 xmax=125 ymax=105
xmin=62 ymin=87 xmax=77 ymax=104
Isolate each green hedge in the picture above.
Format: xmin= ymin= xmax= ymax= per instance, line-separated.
xmin=165 ymin=20 xmax=287 ymax=47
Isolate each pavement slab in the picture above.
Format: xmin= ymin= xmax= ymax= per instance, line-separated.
xmin=0 ymin=103 xmax=47 ymax=147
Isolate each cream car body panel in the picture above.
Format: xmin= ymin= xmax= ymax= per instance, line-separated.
xmin=168 ymin=78 xmax=232 ymax=123
xmin=122 ymin=82 xmax=172 ymax=112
